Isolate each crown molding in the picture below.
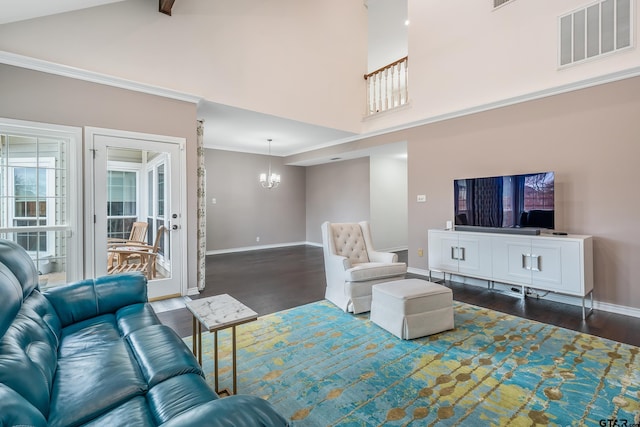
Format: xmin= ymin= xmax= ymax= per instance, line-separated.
xmin=0 ymin=51 xmax=202 ymax=104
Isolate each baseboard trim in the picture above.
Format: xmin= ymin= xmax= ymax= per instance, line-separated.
xmin=206 ymin=241 xmax=312 ymax=255
xmin=381 ymin=246 xmax=409 ymax=253
xmin=186 ymin=287 xmax=201 ymax=296
xmin=408 ymin=269 xmax=640 ymax=319
xmin=206 ymin=241 xmax=403 ymax=255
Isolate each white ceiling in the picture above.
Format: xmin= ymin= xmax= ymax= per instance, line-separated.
xmin=1 ymin=0 xmax=408 ymax=164
xmin=199 ymin=101 xmax=357 ymax=157
xmin=0 ymin=0 xmax=127 ymax=25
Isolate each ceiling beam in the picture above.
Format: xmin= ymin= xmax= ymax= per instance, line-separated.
xmin=159 ymin=0 xmax=175 ymax=16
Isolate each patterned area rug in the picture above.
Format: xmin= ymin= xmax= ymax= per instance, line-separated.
xmin=186 ymin=300 xmax=640 ymax=426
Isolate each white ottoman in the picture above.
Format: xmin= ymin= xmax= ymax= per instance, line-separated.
xmin=370 ymin=279 xmax=454 ymax=339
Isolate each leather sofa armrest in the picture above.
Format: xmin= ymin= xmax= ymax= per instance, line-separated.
xmin=159 ymin=395 xmax=290 ymax=427
xmin=0 ymin=384 xmax=48 ymax=427
xmin=43 ymin=272 xmax=148 ymax=327
xmin=368 ymin=251 xmax=398 ymax=263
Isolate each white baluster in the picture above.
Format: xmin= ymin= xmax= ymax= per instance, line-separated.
xmin=383 ymin=68 xmax=389 ymax=110
xmin=365 ymin=76 xmax=370 ymax=115
xmin=404 ymin=58 xmax=409 ymax=105
xmin=393 ymin=63 xmax=399 ymax=107
xmin=372 ymin=73 xmax=377 ymax=113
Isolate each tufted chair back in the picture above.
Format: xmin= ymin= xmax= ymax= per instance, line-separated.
xmin=330 ymin=223 xmax=370 ymax=264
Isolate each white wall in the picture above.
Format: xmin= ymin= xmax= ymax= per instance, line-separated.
xmin=369 ymin=145 xmax=408 ymax=251
xmin=204 ymin=149 xmax=306 ymax=251
xmin=362 ymin=0 xmax=640 ymax=133
xmin=0 ymin=0 xmax=368 ymax=133
xmin=305 ymin=158 xmax=370 ymax=244
xmin=367 ymin=0 xmax=408 ymax=71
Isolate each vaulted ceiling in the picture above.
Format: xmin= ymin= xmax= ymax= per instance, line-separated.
xmin=0 ymin=1 xmax=407 ymax=163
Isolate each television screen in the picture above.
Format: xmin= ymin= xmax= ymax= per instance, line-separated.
xmin=454 ymin=172 xmax=555 ymax=230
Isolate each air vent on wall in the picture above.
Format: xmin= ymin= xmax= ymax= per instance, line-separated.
xmin=493 ymin=0 xmax=514 ymax=9
xmin=559 ymin=0 xmax=633 ymax=67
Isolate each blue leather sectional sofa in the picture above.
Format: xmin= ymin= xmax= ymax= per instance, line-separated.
xmin=0 ymin=239 xmax=289 ymax=426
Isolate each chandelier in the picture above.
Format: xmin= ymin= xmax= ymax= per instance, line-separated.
xmin=259 ymin=139 xmax=280 ymax=189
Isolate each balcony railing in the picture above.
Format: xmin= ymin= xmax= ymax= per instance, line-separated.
xmin=364 ymin=56 xmax=408 ymax=116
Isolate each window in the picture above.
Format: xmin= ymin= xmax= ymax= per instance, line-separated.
xmin=0 ymin=122 xmax=81 ymax=287
xmin=12 ymin=164 xmax=54 ymax=254
xmin=107 ymin=169 xmax=139 ymax=240
xmin=560 ymin=0 xmax=633 ymax=66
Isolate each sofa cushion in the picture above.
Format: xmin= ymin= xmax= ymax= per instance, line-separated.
xmin=80 ymin=396 xmax=156 ymax=427
xmin=147 ymin=373 xmax=219 ymax=424
xmin=57 ymin=314 xmax=122 ymax=357
xmin=127 ymin=324 xmax=203 ymax=388
xmin=0 ymin=239 xmax=39 ymax=299
xmin=48 ymin=315 xmax=148 ymax=427
xmin=117 ymin=303 xmax=161 ymax=337
xmin=346 ymin=262 xmax=407 ymax=282
xmin=0 ymin=264 xmax=23 ymax=339
xmin=22 ymin=290 xmax=62 ymax=345
xmin=44 ymin=273 xmax=148 ymax=328
xmin=158 ymin=395 xmax=291 ymax=427
xmin=0 ymin=306 xmax=59 ymax=418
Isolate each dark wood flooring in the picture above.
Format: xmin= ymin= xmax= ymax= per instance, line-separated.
xmin=157 ymin=245 xmax=640 ymax=347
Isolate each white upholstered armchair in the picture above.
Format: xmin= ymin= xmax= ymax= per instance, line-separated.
xmin=321 ymin=221 xmax=407 ymax=314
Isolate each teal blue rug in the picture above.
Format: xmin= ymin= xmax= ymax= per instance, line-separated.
xmin=187 ymin=300 xmax=640 ymax=426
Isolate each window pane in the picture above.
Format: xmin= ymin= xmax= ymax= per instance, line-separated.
xmin=107 ymin=169 xmax=137 ymax=239
xmin=157 ymin=164 xmax=165 ymax=217
xmin=587 ymin=5 xmax=600 ymax=58
xmin=602 ymin=0 xmax=615 ymax=53
xmin=573 ymin=10 xmax=586 ymax=62
xmin=616 ymin=0 xmax=631 ymax=48
xmin=148 ymin=171 xmax=153 ymax=214
xmin=560 ymin=15 xmax=573 ymax=65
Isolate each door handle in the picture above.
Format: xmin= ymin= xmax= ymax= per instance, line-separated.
xmin=531 ymin=255 xmax=541 ymax=272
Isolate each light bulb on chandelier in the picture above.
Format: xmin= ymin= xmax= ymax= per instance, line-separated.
xmin=259 ymin=139 xmax=280 ymax=189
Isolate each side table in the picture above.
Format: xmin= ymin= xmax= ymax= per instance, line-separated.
xmin=185 ymin=294 xmax=258 ymax=396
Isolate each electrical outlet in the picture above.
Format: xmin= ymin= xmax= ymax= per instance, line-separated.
xmin=256 ymin=237 xmax=260 ymax=242
xmin=417 ymin=194 xmax=427 ymax=203
xmin=417 ymin=248 xmax=424 ymax=257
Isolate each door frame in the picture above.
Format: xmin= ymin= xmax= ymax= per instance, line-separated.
xmin=84 ymin=127 xmax=188 ymax=297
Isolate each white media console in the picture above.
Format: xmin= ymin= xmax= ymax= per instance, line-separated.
xmin=427 ymin=229 xmax=594 ymax=318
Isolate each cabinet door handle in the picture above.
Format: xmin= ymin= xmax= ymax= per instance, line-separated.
xmin=531 ymin=255 xmax=541 ymax=272
xmin=451 ymin=246 xmax=458 ymax=260
xmin=459 ymin=247 xmax=465 ymax=261
xmin=522 ymin=253 xmax=530 ymax=270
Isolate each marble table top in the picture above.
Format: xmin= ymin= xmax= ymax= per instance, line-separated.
xmin=185 ymin=294 xmax=258 ymax=332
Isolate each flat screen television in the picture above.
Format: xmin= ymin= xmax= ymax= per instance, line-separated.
xmin=454 ymin=171 xmax=555 ymax=232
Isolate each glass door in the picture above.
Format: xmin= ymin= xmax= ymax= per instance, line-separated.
xmin=87 ymin=129 xmax=185 ymax=300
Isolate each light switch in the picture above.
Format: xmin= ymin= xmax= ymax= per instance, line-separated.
xmin=417 ymin=195 xmax=426 ymax=203
xmin=211 ymin=198 xmax=217 ymax=205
